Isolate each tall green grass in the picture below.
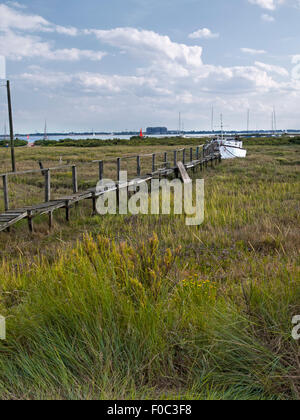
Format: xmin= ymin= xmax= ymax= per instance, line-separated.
xmin=0 ymin=231 xmax=298 ymax=400
xmin=0 ymin=144 xmax=299 ymax=400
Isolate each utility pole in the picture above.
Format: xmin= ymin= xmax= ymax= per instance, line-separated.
xmin=6 ymin=80 xmax=16 ymax=172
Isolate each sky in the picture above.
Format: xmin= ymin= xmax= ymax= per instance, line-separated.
xmin=0 ymin=0 xmax=300 ymax=133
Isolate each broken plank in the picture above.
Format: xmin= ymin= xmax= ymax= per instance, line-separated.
xmin=177 ymin=161 xmax=192 ymax=184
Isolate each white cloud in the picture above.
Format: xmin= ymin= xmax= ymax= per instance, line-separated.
xmin=255 ymin=61 xmax=289 ymax=76
xmin=261 ymin=13 xmax=275 ymax=21
xmin=0 ymin=4 xmax=78 ymax=35
xmin=85 ymin=27 xmax=203 ymax=68
xmin=0 ymin=4 xmax=294 ymax=131
xmin=248 ymin=0 xmax=284 ymax=11
xmin=241 ymin=47 xmax=267 ymax=54
xmin=188 ymin=28 xmax=219 ymax=39
xmin=0 ymin=4 xmax=50 ymax=32
xmin=19 ymin=67 xmax=73 ymax=86
xmin=0 ymin=4 xmax=105 ymax=61
xmin=0 ymin=30 xmax=106 ymax=61
xmin=6 ymin=1 xmax=27 ymax=9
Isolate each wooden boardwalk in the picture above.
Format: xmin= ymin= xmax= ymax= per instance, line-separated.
xmin=0 ymin=143 xmax=221 ymax=233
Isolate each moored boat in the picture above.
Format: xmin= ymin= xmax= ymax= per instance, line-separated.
xmin=215 ymin=136 xmax=247 ymax=159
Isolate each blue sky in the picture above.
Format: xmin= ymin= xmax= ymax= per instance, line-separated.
xmin=0 ymin=0 xmax=300 ymax=132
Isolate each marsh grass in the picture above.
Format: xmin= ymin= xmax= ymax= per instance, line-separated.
xmin=0 ymin=143 xmax=299 ymax=400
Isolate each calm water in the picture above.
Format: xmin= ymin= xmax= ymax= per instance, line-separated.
xmin=16 ymin=134 xmax=210 ymax=143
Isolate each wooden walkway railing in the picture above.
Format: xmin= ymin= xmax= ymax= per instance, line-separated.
xmin=0 ymin=142 xmax=221 ymax=233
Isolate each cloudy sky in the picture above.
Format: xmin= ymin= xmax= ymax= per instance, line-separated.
xmin=0 ymin=0 xmax=300 ymax=133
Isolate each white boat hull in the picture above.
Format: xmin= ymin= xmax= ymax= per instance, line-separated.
xmin=219 ymin=145 xmax=247 ymax=159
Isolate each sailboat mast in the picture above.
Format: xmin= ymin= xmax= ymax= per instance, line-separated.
xmin=220 ymin=113 xmax=224 ymax=140
xmin=273 ymin=107 xmax=277 ymax=133
xmin=247 ymin=109 xmax=250 ymax=134
xmin=211 ymin=106 xmax=214 ymax=133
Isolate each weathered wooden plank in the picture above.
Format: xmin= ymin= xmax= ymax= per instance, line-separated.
xmin=0 ymin=212 xmax=27 ymax=232
xmin=177 ymin=161 xmax=192 ymax=184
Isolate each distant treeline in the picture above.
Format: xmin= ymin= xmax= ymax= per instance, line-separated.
xmin=8 ymin=136 xmax=300 ymax=148
xmin=0 ymin=139 xmax=28 ymax=147
xmin=243 ymin=136 xmax=300 ymax=146
xmin=34 ymin=136 xmax=208 ymax=147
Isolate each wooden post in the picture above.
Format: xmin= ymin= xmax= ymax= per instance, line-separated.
xmin=137 ymin=155 xmax=141 ymax=176
xmin=117 ymin=158 xmax=121 ymax=206
xmin=190 ymin=147 xmax=193 ymax=163
xmin=196 ymin=146 xmax=200 ymax=160
xmin=152 ymin=154 xmax=156 ymax=173
xmin=173 ymin=150 xmax=177 ymax=167
xmin=183 ymin=149 xmax=186 ymax=165
xmin=48 ymin=211 xmax=53 ymax=229
xmin=72 ymin=165 xmax=79 ymax=210
xmin=72 ymin=165 xmax=78 ymax=194
xmin=2 ymin=175 xmax=9 ymax=211
xmin=99 ymin=160 xmax=103 ymax=181
xmin=6 ymin=81 xmax=16 ymax=173
xmin=164 ymin=152 xmax=168 ymax=168
xmin=45 ymin=169 xmax=51 ymax=202
xmin=117 ymin=158 xmax=121 ymax=182
xmin=44 ymin=169 xmax=51 ymax=228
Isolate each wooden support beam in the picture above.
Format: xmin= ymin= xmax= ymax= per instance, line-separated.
xmin=38 ymin=161 xmax=46 ymax=176
xmin=92 ymin=193 xmax=97 ymax=216
xmin=164 ymin=152 xmax=168 ymax=167
xmin=65 ymin=200 xmax=70 ymax=222
xmin=27 ymin=210 xmax=33 ymax=233
xmin=196 ymin=146 xmax=200 ymax=161
xmin=190 ymin=147 xmax=193 ymax=163
xmin=182 ymin=149 xmax=186 ymax=165
xmin=48 ymin=212 xmax=53 ymax=229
